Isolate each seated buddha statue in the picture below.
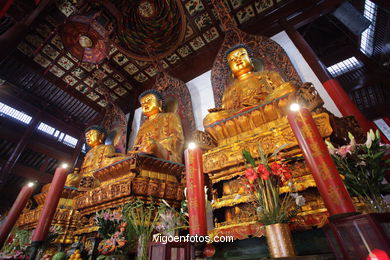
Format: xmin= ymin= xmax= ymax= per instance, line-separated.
xmin=79 ymin=125 xmax=126 ymax=189
xmin=65 ymin=168 xmax=81 ymax=188
xmin=130 ymin=89 xmax=184 ymax=163
xmin=203 ymin=44 xmax=298 ymax=129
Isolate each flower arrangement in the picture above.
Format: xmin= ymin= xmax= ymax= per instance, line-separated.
xmin=123 ymin=199 xmax=161 ymax=260
xmin=156 ymin=200 xmax=188 ymax=236
xmin=326 ymin=129 xmax=390 ymax=212
xmin=95 ymin=209 xmax=128 ymax=256
xmin=95 ymin=209 xmax=123 ymax=239
xmin=242 ymin=144 xmax=305 ymax=225
xmin=97 ymin=222 xmax=127 ymax=256
xmin=0 ymin=228 xmax=32 ymax=259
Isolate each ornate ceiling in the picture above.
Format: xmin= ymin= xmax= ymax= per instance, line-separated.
xmin=13 ymin=0 xmax=285 ymax=112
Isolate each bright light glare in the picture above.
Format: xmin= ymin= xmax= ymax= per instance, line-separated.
xmin=61 ymin=163 xmax=69 ymax=169
xmin=27 ymin=182 xmax=34 ymax=187
xmin=290 ymin=103 xmax=301 ymax=112
xmin=188 ymin=142 xmax=197 ymax=149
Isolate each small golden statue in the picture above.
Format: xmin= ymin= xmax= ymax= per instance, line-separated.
xmin=203 ymin=44 xmax=297 ymax=128
xmin=65 ymin=168 xmax=81 ymax=188
xmin=79 ymin=125 xmax=126 ymax=189
xmin=131 ymin=90 xmax=184 ymax=163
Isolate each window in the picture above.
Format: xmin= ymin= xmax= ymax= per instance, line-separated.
xmin=0 ymin=101 xmax=83 ymax=150
xmin=37 ymin=121 xmax=80 ymax=148
xmin=360 ymin=0 xmax=377 ymax=56
xmin=327 ymin=57 xmax=364 ymax=77
xmin=38 ymin=122 xmax=55 ymax=135
xmin=0 ymin=102 xmax=32 ymax=124
xmin=63 ymin=134 xmax=78 ymax=148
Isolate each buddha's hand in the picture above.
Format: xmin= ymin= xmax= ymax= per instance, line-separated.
xmin=208 ymin=107 xmax=225 ymax=113
xmin=139 ymin=139 xmax=158 ymax=154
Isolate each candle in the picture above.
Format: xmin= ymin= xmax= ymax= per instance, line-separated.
xmin=184 ymin=144 xmax=207 ymax=236
xmin=31 ymin=166 xmax=68 ymax=242
xmin=287 ymin=106 xmax=355 ymax=216
xmin=0 ymin=183 xmax=34 ymax=248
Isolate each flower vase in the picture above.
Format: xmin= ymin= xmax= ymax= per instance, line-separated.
xmin=136 ymin=235 xmax=148 ymax=260
xmin=265 ymin=223 xmax=296 ymax=258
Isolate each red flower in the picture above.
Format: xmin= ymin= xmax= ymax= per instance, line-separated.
xmin=245 ymin=168 xmax=258 ymax=183
xmin=257 ymin=164 xmax=270 ymax=180
xmin=271 ymin=162 xmax=292 ymax=183
xmin=270 ymin=162 xmax=282 ymax=175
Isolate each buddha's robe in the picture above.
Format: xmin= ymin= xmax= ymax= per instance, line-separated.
xmin=134 ymin=112 xmax=184 ymax=163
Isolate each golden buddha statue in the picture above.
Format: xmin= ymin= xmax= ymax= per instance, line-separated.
xmin=203 ymin=44 xmax=298 ymax=128
xmin=65 ymin=168 xmax=81 ymax=188
xmin=131 ymin=90 xmax=184 ymax=163
xmin=79 ymin=125 xmax=126 ymax=189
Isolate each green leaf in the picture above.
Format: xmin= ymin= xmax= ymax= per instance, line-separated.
xmin=271 ymin=143 xmax=289 ymax=158
xmin=242 ymin=149 xmax=256 ymax=167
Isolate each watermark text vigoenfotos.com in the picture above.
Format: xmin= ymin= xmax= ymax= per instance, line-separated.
xmin=153 ymin=234 xmax=234 ymax=244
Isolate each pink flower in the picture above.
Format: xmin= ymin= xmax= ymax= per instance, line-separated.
xmin=336 ymin=145 xmax=354 ymax=158
xmin=103 ymin=212 xmax=110 ymax=220
xmin=245 ymin=168 xmax=258 ymax=183
xmin=257 ymin=164 xmax=270 ymax=180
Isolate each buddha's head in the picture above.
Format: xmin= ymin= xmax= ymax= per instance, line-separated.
xmin=84 ymin=125 xmax=107 ymax=148
xmin=139 ymin=89 xmax=165 ymax=118
xmin=225 ymin=44 xmax=254 ymax=79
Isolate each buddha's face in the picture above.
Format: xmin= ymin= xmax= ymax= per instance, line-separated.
xmin=140 ymin=93 xmax=161 ymax=118
xmin=227 ymin=48 xmax=254 ymax=78
xmin=85 ymin=129 xmax=105 ymax=148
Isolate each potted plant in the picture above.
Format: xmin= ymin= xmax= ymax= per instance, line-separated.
xmin=242 ymin=144 xmax=305 ymax=258
xmin=326 ymin=129 xmax=390 ymax=212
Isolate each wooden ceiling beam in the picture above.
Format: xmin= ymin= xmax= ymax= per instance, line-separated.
xmin=241 ymin=0 xmax=343 ymax=36
xmin=0 ymin=118 xmax=74 ymax=163
xmin=0 ymin=0 xmax=55 ymax=59
xmin=142 ymin=37 xmax=224 ymax=90
xmin=372 ymin=0 xmax=390 ymax=12
xmin=0 ymin=84 xmax=84 ymax=137
xmin=105 ymin=59 xmax=144 ymax=113
xmin=11 ymin=50 xmax=103 ymax=113
xmin=13 ymin=164 xmax=53 ymax=184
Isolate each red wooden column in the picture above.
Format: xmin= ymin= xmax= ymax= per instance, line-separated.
xmin=184 ymin=145 xmax=207 ymax=236
xmin=184 ymin=143 xmax=207 ymax=259
xmin=0 ymin=182 xmax=35 ymax=248
xmin=282 ymin=20 xmax=371 ymax=132
xmin=287 ymin=107 xmax=356 ymax=216
xmin=29 ymin=166 xmax=68 ymax=259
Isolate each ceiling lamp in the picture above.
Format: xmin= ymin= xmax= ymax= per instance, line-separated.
xmin=60 ymin=3 xmax=117 ymax=64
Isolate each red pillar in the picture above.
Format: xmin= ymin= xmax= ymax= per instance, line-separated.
xmin=0 ymin=183 xmax=34 ymax=248
xmin=184 ymin=147 xmax=207 ymax=236
xmin=282 ymin=20 xmax=371 ymax=132
xmin=287 ymin=108 xmax=356 ymax=216
xmin=31 ymin=166 xmax=68 ymax=242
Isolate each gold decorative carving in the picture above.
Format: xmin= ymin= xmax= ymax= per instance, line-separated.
xmin=203 ymin=113 xmax=332 ymax=174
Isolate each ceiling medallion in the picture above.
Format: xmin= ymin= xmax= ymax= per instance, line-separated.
xmin=79 ymin=35 xmax=94 ymax=48
xmin=113 ymin=0 xmax=187 ymax=61
xmin=60 ymin=4 xmax=116 ymax=64
xmin=138 ymin=0 xmax=156 ymax=19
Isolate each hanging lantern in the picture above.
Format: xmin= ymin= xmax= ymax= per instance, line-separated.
xmin=60 ymin=3 xmax=117 ymax=64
